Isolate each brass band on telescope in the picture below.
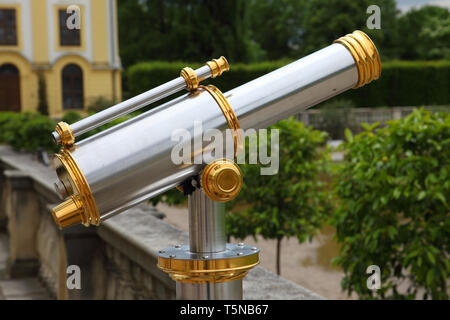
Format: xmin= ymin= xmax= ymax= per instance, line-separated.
xmin=180 ymin=67 xmax=199 ymax=91
xmin=158 ymin=250 xmax=259 ymax=284
xmin=206 ymin=56 xmax=230 ymax=78
xmin=55 ymin=121 xmax=75 ymax=147
xmin=199 ymin=85 xmax=243 ymax=158
xmin=175 ymin=85 xmax=242 ymax=196
xmin=52 ymin=149 xmax=100 ymax=228
xmin=181 ymin=57 xmax=230 ymax=92
xmin=334 ymin=30 xmax=381 ymax=88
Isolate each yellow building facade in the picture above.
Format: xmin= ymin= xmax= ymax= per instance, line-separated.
xmin=0 ymin=0 xmax=121 ymax=117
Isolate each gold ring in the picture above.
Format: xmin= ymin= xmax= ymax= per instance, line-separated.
xmin=180 ymin=67 xmax=199 ymax=91
xmin=199 ymin=85 xmax=243 ymax=158
xmin=334 ymin=30 xmax=382 ymax=88
xmin=158 ymin=245 xmax=259 ymax=284
xmin=55 ymin=122 xmax=75 ymax=147
xmin=53 ymin=149 xmax=100 ymax=226
xmin=206 ymin=56 xmax=230 ymax=78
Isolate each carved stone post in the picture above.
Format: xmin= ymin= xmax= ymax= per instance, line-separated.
xmin=4 ymin=170 xmax=40 ymax=278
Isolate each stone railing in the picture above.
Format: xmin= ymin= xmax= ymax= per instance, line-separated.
xmin=0 ymin=145 xmax=323 ymax=300
xmin=297 ymin=106 xmax=448 ymax=137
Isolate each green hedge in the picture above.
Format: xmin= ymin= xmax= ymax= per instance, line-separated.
xmin=128 ymin=60 xmax=450 ymax=108
xmin=340 ymin=60 xmax=450 ymax=107
xmin=127 ymin=60 xmax=290 ymax=99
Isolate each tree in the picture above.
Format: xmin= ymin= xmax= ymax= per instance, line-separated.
xmin=300 ymin=0 xmax=398 ymax=59
xmin=247 ymin=0 xmax=306 ymax=60
xmin=226 ymin=118 xmax=331 ymax=275
xmin=397 ymin=6 xmax=450 ymax=60
xmin=332 ymin=109 xmax=450 ymax=299
xmin=117 ymin=0 xmax=258 ymax=67
xmin=301 ymin=0 xmax=372 ymax=55
xmin=419 ymin=14 xmax=450 ymax=60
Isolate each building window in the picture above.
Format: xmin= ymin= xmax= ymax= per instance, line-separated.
xmin=0 ymin=64 xmax=21 ymax=112
xmin=59 ymin=9 xmax=80 ymax=46
xmin=0 ymin=9 xmax=17 ymax=45
xmin=62 ymin=64 xmax=83 ymax=110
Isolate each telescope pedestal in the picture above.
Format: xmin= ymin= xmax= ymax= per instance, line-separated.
xmin=183 ymin=188 xmax=242 ymax=300
xmin=188 ymin=188 xmax=227 ymax=253
xmin=157 ymin=187 xmax=260 ymax=300
xmin=176 ymin=279 xmax=243 ymax=300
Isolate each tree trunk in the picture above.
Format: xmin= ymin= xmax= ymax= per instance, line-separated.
xmin=276 ymin=237 xmax=282 ymax=276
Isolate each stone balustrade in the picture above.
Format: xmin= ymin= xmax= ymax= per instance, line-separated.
xmin=0 ymin=145 xmax=323 ymax=300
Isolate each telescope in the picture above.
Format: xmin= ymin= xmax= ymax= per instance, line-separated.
xmin=50 ymin=30 xmax=381 ymax=300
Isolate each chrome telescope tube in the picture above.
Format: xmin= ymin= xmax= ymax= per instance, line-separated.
xmin=51 ymin=30 xmax=381 ymax=229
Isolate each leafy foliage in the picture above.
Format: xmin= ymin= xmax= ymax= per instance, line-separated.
xmin=332 ymin=109 xmax=450 ymax=299
xmin=86 ymin=96 xmax=117 ymax=113
xmin=226 ymin=118 xmax=331 ymax=274
xmin=120 ymin=0 xmax=449 ymax=65
xmin=148 ymin=188 xmax=186 ymax=207
xmin=301 ymin=0 xmax=397 ymax=59
xmin=397 ymin=6 xmax=450 ymax=60
xmin=61 ymin=110 xmax=83 ymax=125
xmin=420 ymin=14 xmax=450 ymax=60
xmin=0 ymin=112 xmax=58 ymax=153
xmin=118 ymin=0 xmax=258 ymax=67
xmin=247 ymin=0 xmax=305 ymax=60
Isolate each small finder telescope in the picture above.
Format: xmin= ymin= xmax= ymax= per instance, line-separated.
xmin=50 ymin=31 xmax=381 ymax=300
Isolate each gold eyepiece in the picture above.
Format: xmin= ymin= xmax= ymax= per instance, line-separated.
xmin=51 ymin=195 xmax=85 ymax=229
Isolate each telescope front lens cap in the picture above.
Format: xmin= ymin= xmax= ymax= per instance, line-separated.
xmin=201 ymin=159 xmax=243 ymax=202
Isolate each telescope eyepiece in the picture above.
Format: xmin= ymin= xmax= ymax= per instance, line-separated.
xmin=51 ymin=195 xmax=84 ymax=229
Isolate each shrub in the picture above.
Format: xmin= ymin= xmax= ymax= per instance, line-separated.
xmin=0 ymin=112 xmax=58 ymax=153
xmin=87 ymin=96 xmax=115 ymax=113
xmin=61 ymin=110 xmax=84 ymax=124
xmin=332 ymin=108 xmax=450 ymax=299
